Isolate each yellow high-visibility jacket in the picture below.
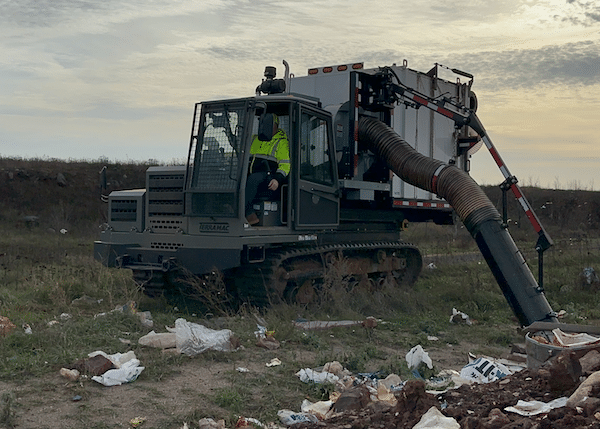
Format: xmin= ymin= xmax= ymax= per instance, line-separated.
xmin=249 ymin=129 xmax=290 ymax=182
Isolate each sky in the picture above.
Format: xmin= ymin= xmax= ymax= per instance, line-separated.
xmin=1 ymin=0 xmax=599 ymax=190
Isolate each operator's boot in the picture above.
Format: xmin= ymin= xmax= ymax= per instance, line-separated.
xmin=246 ymin=212 xmax=259 ymax=225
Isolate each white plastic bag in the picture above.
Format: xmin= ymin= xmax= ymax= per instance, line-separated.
xmin=92 ymin=359 xmax=144 ymax=386
xmin=406 ymin=345 xmax=433 ymax=370
xmin=174 ymin=318 xmax=237 ymax=356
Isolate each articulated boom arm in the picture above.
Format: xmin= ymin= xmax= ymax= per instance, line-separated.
xmin=375 ymin=68 xmax=553 ymax=254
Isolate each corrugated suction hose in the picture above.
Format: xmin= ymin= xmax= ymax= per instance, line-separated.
xmin=358 ymin=116 xmax=556 ymax=326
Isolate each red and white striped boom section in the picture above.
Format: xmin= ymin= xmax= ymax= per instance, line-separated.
xmin=390 ymin=81 xmax=553 ymax=252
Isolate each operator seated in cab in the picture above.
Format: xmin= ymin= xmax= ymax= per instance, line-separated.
xmin=245 ymin=113 xmax=290 ymax=225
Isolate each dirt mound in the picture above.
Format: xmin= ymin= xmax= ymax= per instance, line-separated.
xmin=0 ymin=158 xmax=148 ymax=231
xmin=294 ymin=350 xmax=600 ymax=429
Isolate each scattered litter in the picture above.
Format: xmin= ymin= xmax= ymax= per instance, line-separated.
xmin=376 ymin=383 xmax=397 ymax=406
xmin=174 ymin=318 xmax=239 ymax=356
xmin=47 ymin=313 xmax=73 ymax=327
xmin=296 ymin=368 xmax=339 ymax=384
xmin=66 ymin=350 xmax=144 ymax=387
xmin=581 ymin=267 xmax=600 ymax=285
xmin=493 ymin=357 xmax=527 ymax=373
xmin=235 ymin=416 xmax=265 ymax=428
xmin=71 ymin=295 xmax=102 ymax=307
xmin=23 ymin=324 xmax=32 ymax=334
xmin=460 ymin=356 xmax=510 ymax=383
xmin=277 ymin=409 xmax=318 ymax=425
xmin=72 ymin=395 xmax=82 ymax=402
xmin=0 ymin=316 xmax=16 ymax=337
xmin=266 ymin=358 xmax=281 ymax=367
xmin=198 ymin=417 xmax=226 ymax=429
xmin=427 ymin=262 xmax=437 ymax=269
xmin=413 ymin=406 xmax=460 ymax=428
xmin=301 ymin=398 xmax=334 ymax=420
xmin=92 ymin=358 xmax=144 ymax=386
xmin=137 ymin=311 xmax=154 ymax=328
xmin=255 ymin=324 xmax=280 ymax=350
xmin=380 ymin=373 xmax=403 ymax=391
xmin=504 ymin=397 xmax=568 ymax=416
xmin=324 ymin=361 xmax=352 ymax=378
xmin=138 ymin=319 xmax=239 ymax=355
xmin=406 ymin=345 xmax=433 ymax=370
xmin=425 ymin=369 xmax=470 ymax=392
xmin=552 ymin=328 xmax=600 ymax=347
xmin=236 ymin=367 xmax=250 ymax=373
xmin=72 ymin=353 xmax=115 ymax=376
xmin=129 ymin=416 xmax=147 ymax=427
xmin=449 ymin=308 xmax=472 ymax=325
xmin=60 ymin=228 xmax=68 ymax=234
xmin=89 ymin=350 xmax=137 ymax=368
xmin=93 ymin=302 xmax=153 ymax=328
xmin=59 ymin=368 xmax=80 ymax=381
xmin=138 ymin=331 xmax=177 ymax=349
xmin=427 ymin=335 xmax=439 ymax=341
xmin=293 ymin=317 xmax=378 ymax=330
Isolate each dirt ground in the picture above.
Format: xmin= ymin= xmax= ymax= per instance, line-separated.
xmin=3 ymin=338 xmax=600 ymax=429
xmin=0 ymin=341 xmax=471 ymax=429
xmin=295 ymin=349 xmax=600 ymax=429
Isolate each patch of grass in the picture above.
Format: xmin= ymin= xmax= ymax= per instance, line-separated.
xmin=212 ymin=386 xmax=246 ymax=414
xmin=0 ymin=392 xmax=16 ymax=429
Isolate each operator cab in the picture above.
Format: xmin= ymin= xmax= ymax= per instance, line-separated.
xmin=184 ymin=96 xmax=340 ymax=230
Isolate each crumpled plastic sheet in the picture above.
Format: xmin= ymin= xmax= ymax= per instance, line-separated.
xmin=277 ymin=409 xmax=318 ymax=425
xmin=504 ymin=397 xmax=568 ymax=416
xmin=92 ymin=359 xmax=144 ymax=386
xmin=450 ymin=308 xmax=472 ymax=325
xmin=582 ymin=267 xmax=600 ymax=285
xmin=301 ymin=398 xmax=334 ymax=420
xmin=173 ymin=318 xmax=236 ymax=356
xmin=296 ymin=368 xmax=339 ymax=384
xmin=89 ymin=350 xmax=137 ymax=368
xmin=413 ymin=406 xmax=460 ymax=429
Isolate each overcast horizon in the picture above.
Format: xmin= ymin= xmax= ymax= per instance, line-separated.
xmin=1 ymin=0 xmax=599 ymax=190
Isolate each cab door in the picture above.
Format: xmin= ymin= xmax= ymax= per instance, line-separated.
xmin=294 ymin=107 xmax=339 ymax=228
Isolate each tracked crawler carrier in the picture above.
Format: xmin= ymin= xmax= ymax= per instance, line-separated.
xmin=95 ymin=60 xmax=556 ymax=325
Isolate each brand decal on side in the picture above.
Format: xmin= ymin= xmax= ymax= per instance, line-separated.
xmin=298 ymin=234 xmax=318 ymax=241
xmin=199 ymin=223 xmax=229 ymax=232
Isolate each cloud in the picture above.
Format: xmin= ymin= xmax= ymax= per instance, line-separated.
xmin=433 ymin=40 xmax=600 ymax=90
xmin=561 ymin=0 xmax=600 ymax=26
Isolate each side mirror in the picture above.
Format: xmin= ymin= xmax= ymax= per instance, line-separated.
xmin=258 ymin=113 xmax=275 ymax=142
